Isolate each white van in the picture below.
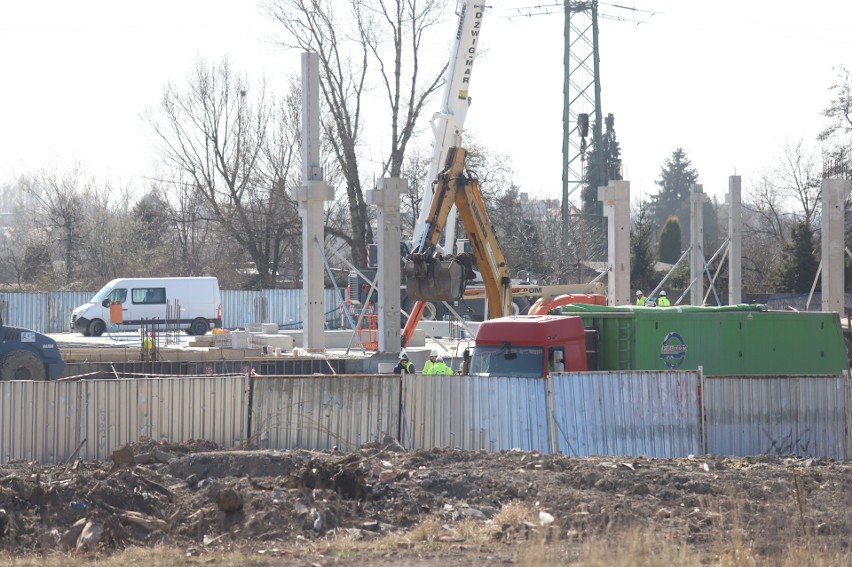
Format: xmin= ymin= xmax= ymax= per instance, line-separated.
xmin=71 ymin=277 xmax=222 ymax=337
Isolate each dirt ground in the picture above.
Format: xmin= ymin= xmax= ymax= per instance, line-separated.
xmin=1 ymin=438 xmax=851 ymax=565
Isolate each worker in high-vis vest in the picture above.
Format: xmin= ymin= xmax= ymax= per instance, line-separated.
xmin=635 ymin=290 xmax=646 ymax=306
xmin=426 ymin=356 xmax=454 ymax=375
xmin=423 ymin=350 xmax=439 ymax=374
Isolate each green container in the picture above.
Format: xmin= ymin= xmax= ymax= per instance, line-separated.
xmin=559 ymin=304 xmax=849 ymax=376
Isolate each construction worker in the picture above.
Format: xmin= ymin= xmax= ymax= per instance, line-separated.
xmin=394 ymin=352 xmax=415 ymax=375
xmin=635 ymin=290 xmax=646 ymax=306
xmin=423 ymin=349 xmax=439 ymax=374
xmin=426 ymin=356 xmax=454 ymax=375
xmin=657 ymin=290 xmax=671 ymax=307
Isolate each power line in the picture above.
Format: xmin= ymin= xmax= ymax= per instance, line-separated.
xmin=499 ymin=1 xmax=852 ymax=40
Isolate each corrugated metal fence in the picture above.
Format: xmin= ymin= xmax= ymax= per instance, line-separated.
xmin=220 ymin=289 xmax=344 ymax=329
xmin=0 ymin=289 xmax=345 ymax=333
xmin=0 ymin=376 xmax=250 ymax=463
xmin=704 ymin=375 xmax=848 ymax=459
xmin=251 ymin=375 xmax=400 ymax=452
xmin=401 ymin=375 xmax=552 ymax=452
xmin=1 ymin=372 xmax=849 ymax=464
xmin=550 ymin=371 xmax=702 ymax=458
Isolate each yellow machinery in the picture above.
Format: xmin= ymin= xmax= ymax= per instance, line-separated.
xmin=402 ymin=147 xmax=513 ymax=347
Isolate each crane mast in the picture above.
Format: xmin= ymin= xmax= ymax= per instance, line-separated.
xmin=412 ymin=1 xmax=485 ymax=253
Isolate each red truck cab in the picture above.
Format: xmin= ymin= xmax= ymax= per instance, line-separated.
xmin=467 ymin=315 xmax=588 ymax=377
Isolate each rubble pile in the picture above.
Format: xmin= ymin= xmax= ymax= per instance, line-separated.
xmin=1 ymin=439 xmax=851 ymax=562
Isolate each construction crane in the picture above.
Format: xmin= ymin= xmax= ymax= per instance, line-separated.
xmin=411 ymin=0 xmax=485 ymax=254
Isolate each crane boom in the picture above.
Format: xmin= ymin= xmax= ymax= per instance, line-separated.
xmin=412 ymin=1 xmax=485 ymax=253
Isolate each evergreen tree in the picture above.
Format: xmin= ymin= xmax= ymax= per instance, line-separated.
xmin=581 ymin=113 xmax=623 ymax=219
xmin=630 ymin=201 xmax=657 ymax=293
xmin=657 ymin=215 xmax=682 ymax=264
xmin=773 ymin=221 xmax=819 ymax=293
xmin=650 ymin=148 xmax=699 ymax=231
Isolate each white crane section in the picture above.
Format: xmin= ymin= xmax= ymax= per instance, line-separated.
xmin=412 ymin=1 xmax=485 ymax=253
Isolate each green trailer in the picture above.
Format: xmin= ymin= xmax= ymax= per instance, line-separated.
xmin=557 ymin=304 xmax=849 ymax=376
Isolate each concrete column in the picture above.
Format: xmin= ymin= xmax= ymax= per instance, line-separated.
xmin=727 ymin=176 xmax=742 ymax=305
xmin=598 ymin=180 xmax=630 ymax=306
xmin=821 ymin=178 xmax=851 ymax=313
xmin=367 ymin=178 xmax=406 ymax=352
xmin=296 ymin=52 xmax=334 ymax=350
xmin=690 ymin=184 xmax=706 ymax=306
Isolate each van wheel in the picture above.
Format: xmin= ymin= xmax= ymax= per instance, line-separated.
xmin=88 ymin=319 xmax=106 ymax=337
xmin=190 ymin=318 xmax=209 ymax=336
xmin=0 ymin=351 xmax=46 ymax=381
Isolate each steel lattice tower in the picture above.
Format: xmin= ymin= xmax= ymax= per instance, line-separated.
xmin=561 ymin=1 xmax=603 ymax=243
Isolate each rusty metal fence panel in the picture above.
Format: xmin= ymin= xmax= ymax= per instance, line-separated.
xmin=0 ymin=380 xmax=85 ymax=463
xmin=704 ymin=375 xmax=847 ymax=459
xmin=80 ymin=376 xmax=248 ymax=461
xmin=401 ymin=375 xmax=552 ymax=453
xmin=550 ymin=371 xmax=702 ymax=458
xmin=251 ymin=375 xmax=400 ymax=451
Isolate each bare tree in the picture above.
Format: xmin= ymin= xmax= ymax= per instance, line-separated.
xmin=775 ymin=140 xmax=822 ymax=226
xmin=739 ymin=141 xmax=822 ymax=296
xmin=0 ymin=214 xmax=35 ymax=289
xmin=820 ymin=65 xmax=852 ymax=159
xmin=743 ymin=173 xmax=787 ymax=242
xmin=19 ymin=165 xmax=90 ymax=285
xmin=80 ymin=184 xmax=146 ymax=282
xmin=147 ymin=59 xmax=302 ymax=288
xmin=265 ymin=0 xmax=448 ymax=269
xmin=160 ymin=176 xmax=221 ymax=277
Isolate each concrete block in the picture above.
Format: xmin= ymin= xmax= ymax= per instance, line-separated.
xmin=255 ymin=334 xmax=294 ymax=350
xmin=262 ymin=323 xmax=279 ymax=334
xmin=230 ymin=331 xmax=250 ymax=349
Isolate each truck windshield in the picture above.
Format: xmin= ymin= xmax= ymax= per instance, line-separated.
xmin=468 ymin=346 xmax=544 ymax=377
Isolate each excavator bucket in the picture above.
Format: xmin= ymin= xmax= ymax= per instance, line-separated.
xmin=404 ymin=256 xmax=467 ymax=302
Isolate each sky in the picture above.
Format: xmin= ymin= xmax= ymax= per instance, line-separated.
xmin=1 ymin=1 xmax=851 ymax=206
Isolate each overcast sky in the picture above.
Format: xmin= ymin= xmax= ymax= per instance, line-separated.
xmin=1 ymin=1 xmax=850 ymax=206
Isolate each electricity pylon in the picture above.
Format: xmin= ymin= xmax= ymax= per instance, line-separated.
xmin=561 ymin=0 xmax=603 ymax=243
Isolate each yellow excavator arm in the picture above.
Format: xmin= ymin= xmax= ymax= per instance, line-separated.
xmin=402 ymin=147 xmax=512 ymax=347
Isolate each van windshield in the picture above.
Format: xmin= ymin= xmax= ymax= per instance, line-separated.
xmin=92 ymin=284 xmax=114 ymax=302
xmin=468 ymin=346 xmax=544 ymax=377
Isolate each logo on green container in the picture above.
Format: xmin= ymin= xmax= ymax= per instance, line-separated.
xmin=660 ymin=332 xmax=688 ymax=368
